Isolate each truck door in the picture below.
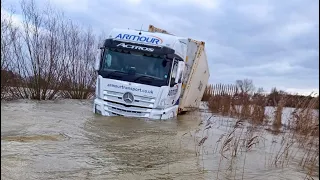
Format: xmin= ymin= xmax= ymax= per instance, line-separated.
xmin=167 ymin=59 xmax=183 ymax=106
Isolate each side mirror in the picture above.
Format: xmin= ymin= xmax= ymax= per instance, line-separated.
xmin=175 ymin=61 xmax=185 ymax=84
xmin=94 ymin=50 xmax=101 ymax=71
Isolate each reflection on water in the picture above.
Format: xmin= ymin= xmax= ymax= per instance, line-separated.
xmin=1 ymin=100 xmax=318 ymax=180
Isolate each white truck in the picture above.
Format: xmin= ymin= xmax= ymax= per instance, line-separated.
xmin=93 ymin=25 xmax=209 ymax=119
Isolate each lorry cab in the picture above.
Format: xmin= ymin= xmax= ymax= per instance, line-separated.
xmin=93 ymin=28 xmax=188 ymax=119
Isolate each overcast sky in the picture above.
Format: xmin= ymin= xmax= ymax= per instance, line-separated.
xmin=2 ymin=0 xmax=319 ymax=95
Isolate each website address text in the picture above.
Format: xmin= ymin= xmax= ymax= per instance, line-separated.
xmin=107 ymin=84 xmax=153 ymax=94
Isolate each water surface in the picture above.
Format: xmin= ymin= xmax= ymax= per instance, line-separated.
xmin=1 ymin=100 xmax=318 ymax=180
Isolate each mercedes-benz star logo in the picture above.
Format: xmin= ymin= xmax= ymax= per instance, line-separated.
xmin=123 ymin=92 xmax=134 ymax=103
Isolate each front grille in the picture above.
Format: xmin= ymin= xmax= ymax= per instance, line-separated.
xmin=102 ymin=90 xmax=155 ymax=117
xmin=103 ymin=90 xmax=155 ymax=107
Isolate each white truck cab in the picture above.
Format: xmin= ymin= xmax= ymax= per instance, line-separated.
xmin=93 ymin=28 xmax=188 ymax=119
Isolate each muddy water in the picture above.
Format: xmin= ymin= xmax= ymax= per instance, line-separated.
xmin=1 ymin=100 xmax=318 ymax=180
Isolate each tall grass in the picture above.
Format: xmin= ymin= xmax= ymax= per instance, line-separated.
xmin=201 ymin=83 xmax=319 ymax=179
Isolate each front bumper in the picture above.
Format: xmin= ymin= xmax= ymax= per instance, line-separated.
xmin=93 ymin=98 xmax=178 ymax=120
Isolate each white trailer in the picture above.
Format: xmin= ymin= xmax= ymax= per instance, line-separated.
xmin=148 ymin=25 xmax=210 ymax=114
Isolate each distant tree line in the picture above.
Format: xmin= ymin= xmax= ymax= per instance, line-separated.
xmin=202 ymin=79 xmax=319 ymax=109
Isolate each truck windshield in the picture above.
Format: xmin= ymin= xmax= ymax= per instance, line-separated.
xmin=99 ymin=49 xmax=172 ymax=87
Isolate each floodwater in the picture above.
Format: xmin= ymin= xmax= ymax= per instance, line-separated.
xmin=1 ymin=100 xmax=318 ymax=180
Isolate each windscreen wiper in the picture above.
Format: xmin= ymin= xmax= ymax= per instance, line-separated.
xmin=133 ymin=75 xmax=157 ymax=82
xmin=107 ymin=70 xmax=127 ymax=77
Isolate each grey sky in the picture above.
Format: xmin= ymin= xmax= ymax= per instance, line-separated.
xmin=2 ymin=0 xmax=319 ymax=95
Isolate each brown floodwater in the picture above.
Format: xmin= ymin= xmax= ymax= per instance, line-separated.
xmin=1 ymin=100 xmax=318 ymax=180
